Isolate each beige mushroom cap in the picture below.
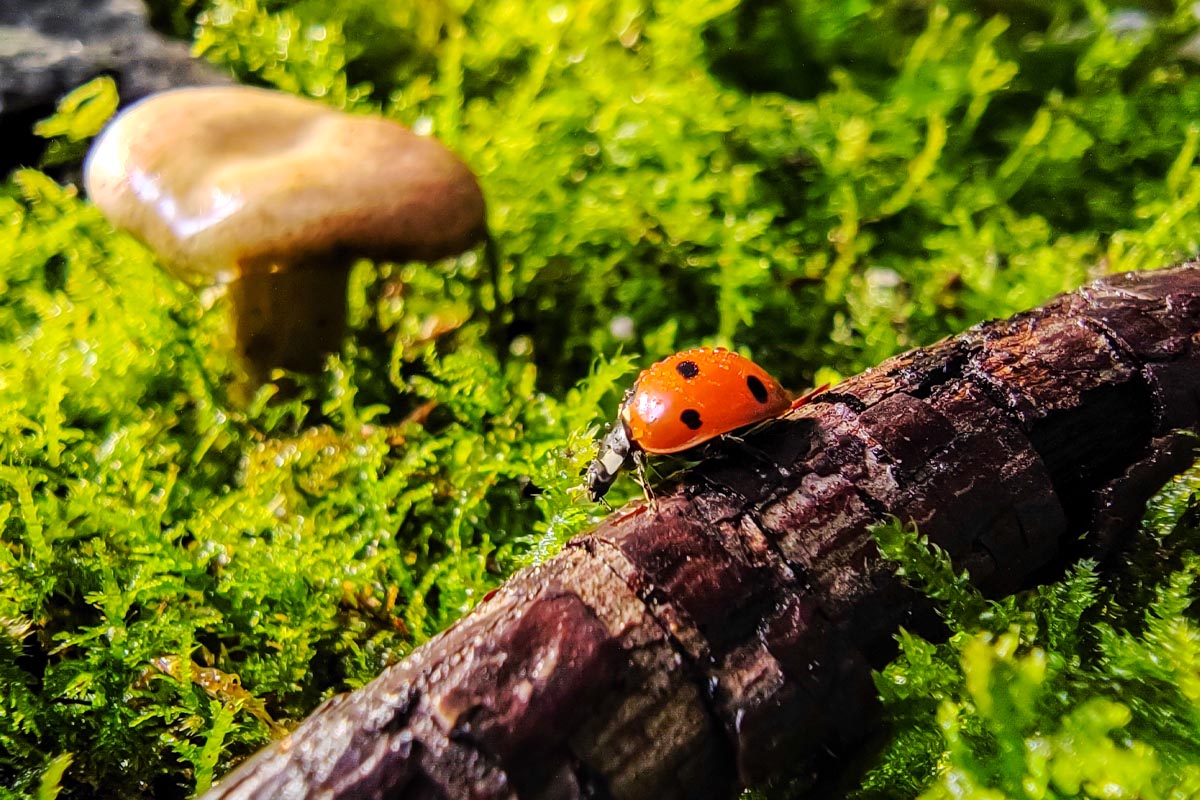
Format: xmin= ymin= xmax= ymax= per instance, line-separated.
xmin=85 ymin=86 xmax=487 ymax=282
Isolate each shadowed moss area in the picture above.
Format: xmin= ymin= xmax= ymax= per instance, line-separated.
xmin=5 ymin=0 xmax=1200 ymax=797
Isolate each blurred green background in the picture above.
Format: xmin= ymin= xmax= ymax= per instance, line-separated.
xmin=6 ymin=0 xmax=1200 ymax=797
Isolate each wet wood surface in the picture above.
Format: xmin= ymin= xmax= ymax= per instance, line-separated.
xmin=202 ymin=265 xmax=1200 ymax=800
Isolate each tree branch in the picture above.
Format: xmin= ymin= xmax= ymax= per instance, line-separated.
xmin=202 ymin=265 xmax=1200 ymax=800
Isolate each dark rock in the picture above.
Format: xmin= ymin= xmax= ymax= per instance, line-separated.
xmin=0 ymin=0 xmax=230 ymax=175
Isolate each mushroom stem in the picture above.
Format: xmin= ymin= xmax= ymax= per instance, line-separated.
xmin=231 ymin=260 xmax=352 ymax=382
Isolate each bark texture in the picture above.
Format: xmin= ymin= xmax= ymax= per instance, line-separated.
xmin=202 ymin=265 xmax=1200 ymax=800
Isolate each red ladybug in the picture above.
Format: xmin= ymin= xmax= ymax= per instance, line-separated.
xmin=586 ymin=347 xmax=826 ymax=503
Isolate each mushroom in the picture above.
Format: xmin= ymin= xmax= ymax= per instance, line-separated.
xmin=84 ymin=85 xmax=487 ymax=382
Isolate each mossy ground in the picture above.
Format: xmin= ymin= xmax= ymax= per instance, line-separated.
xmin=5 ymin=0 xmax=1200 ymax=797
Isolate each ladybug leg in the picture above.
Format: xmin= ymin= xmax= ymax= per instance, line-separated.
xmin=696 ymin=434 xmax=746 ymax=461
xmin=632 ymin=448 xmax=657 ymax=509
xmin=715 ymin=433 xmax=791 ymax=480
xmin=788 ymin=382 xmax=831 ymax=411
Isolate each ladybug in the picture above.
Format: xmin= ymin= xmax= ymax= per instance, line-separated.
xmin=586 ymin=347 xmax=827 ymax=503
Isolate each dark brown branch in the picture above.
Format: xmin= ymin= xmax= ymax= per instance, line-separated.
xmin=201 ymin=265 xmax=1200 ymax=800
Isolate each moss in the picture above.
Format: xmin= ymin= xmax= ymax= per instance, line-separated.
xmin=853 ymin=469 xmax=1200 ymax=800
xmin=5 ymin=0 xmax=1200 ymax=796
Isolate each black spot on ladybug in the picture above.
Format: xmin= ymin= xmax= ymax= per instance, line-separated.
xmin=680 ymin=409 xmax=703 ymax=430
xmin=676 ymin=360 xmax=700 ymax=379
xmin=746 ymin=375 xmax=770 ymax=404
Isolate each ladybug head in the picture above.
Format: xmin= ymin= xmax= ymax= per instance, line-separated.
xmin=586 ymin=420 xmax=634 ymax=503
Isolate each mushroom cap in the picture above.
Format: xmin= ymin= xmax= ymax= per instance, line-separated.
xmin=84 ymin=86 xmax=487 ymax=282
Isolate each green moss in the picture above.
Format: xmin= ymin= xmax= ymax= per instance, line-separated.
xmin=5 ymin=0 xmax=1200 ymax=796
xmin=855 ymin=470 xmax=1200 ymax=800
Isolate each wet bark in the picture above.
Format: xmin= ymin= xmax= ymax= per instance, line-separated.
xmin=201 ymin=265 xmax=1200 ymax=800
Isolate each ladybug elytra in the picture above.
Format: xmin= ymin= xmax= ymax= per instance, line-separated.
xmin=586 ymin=347 xmax=826 ymax=503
